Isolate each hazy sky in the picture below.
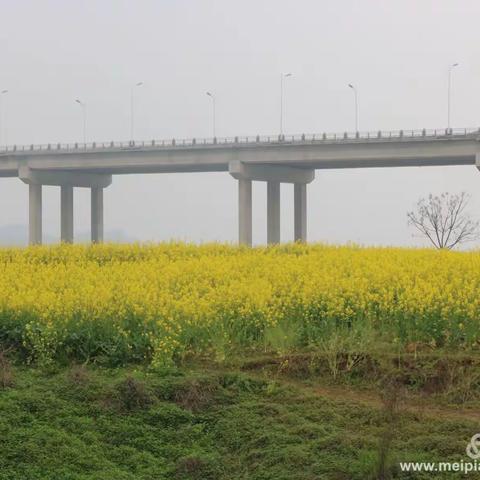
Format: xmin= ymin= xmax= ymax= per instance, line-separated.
xmin=1 ymin=0 xmax=480 ymax=246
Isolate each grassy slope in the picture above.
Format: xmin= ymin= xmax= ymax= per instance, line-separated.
xmin=0 ymin=358 xmax=478 ymax=480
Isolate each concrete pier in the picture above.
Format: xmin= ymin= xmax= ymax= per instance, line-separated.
xmin=267 ymin=181 xmax=280 ymax=244
xmin=60 ymin=186 xmax=74 ymax=243
xmin=28 ymin=184 xmax=42 ymax=245
xmin=19 ymin=167 xmax=111 ymax=245
xmin=230 ymin=161 xmax=314 ymax=246
xmin=91 ymin=187 xmax=104 ymax=243
xmin=294 ymin=183 xmax=307 ymax=242
xmin=238 ymin=178 xmax=252 ymax=246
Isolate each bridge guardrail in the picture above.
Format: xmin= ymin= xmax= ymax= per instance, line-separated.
xmin=1 ymin=127 xmax=479 ymax=155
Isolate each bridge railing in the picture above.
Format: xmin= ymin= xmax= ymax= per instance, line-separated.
xmin=1 ymin=127 xmax=479 ymax=155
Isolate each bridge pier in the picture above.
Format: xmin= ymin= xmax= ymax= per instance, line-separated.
xmin=19 ymin=167 xmax=112 ymax=245
xmin=91 ymin=187 xmax=104 ymax=243
xmin=230 ymin=162 xmax=314 ymax=246
xmin=60 ymin=186 xmax=74 ymax=243
xmin=238 ymin=178 xmax=252 ymax=246
xmin=28 ymin=184 xmax=42 ymax=245
xmin=267 ymin=181 xmax=281 ymax=244
xmin=294 ymin=183 xmax=307 ymax=242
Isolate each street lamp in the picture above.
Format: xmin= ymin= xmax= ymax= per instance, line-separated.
xmin=280 ymin=73 xmax=292 ymax=135
xmin=206 ymin=91 xmax=216 ymax=138
xmin=0 ymin=89 xmax=8 ymax=146
xmin=348 ymin=84 xmax=358 ymax=132
xmin=130 ymin=81 xmax=144 ymax=142
xmin=75 ymin=99 xmax=87 ymax=145
xmin=447 ymin=63 xmax=459 ymax=130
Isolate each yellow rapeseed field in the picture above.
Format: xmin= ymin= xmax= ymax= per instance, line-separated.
xmin=0 ymin=243 xmax=478 ymax=365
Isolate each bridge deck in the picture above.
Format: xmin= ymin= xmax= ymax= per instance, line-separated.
xmin=1 ymin=128 xmax=479 ymax=177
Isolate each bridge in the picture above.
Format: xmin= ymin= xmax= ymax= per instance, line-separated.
xmin=1 ymin=127 xmax=480 ymax=246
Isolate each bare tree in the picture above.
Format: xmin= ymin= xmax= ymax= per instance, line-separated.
xmin=407 ymin=192 xmax=480 ymax=249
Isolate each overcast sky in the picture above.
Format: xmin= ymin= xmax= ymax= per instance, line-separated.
xmin=1 ymin=0 xmax=480 ymax=246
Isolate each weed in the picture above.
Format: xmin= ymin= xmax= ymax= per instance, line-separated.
xmin=317 ymin=326 xmax=376 ymax=380
xmin=0 ymin=348 xmax=14 ymax=388
xmin=175 ymin=456 xmax=209 ymax=479
xmin=67 ymin=364 xmax=90 ymax=386
xmin=264 ymin=321 xmax=299 ymax=355
xmin=114 ymin=375 xmax=153 ymax=411
xmin=375 ymin=376 xmax=405 ymax=479
xmin=172 ymin=377 xmax=218 ymax=412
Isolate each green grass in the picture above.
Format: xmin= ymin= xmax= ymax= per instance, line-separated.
xmin=0 ymin=356 xmax=478 ymax=479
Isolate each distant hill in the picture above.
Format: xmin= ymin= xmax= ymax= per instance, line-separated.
xmin=0 ymin=225 xmax=135 ymax=246
xmin=0 ymin=225 xmax=30 ymax=246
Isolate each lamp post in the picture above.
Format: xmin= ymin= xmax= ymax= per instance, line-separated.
xmin=348 ymin=83 xmax=358 ymax=132
xmin=280 ymin=73 xmax=292 ymax=135
xmin=206 ymin=91 xmax=216 ymax=138
xmin=447 ymin=63 xmax=459 ymax=130
xmin=75 ymin=99 xmax=87 ymax=145
xmin=130 ymin=81 xmax=143 ymax=142
xmin=0 ymin=89 xmax=8 ymax=146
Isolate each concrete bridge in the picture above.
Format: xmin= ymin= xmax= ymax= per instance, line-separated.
xmin=1 ymin=127 xmax=480 ymax=246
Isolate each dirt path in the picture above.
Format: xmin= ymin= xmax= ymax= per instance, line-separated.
xmin=275 ymin=376 xmax=480 ymax=424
